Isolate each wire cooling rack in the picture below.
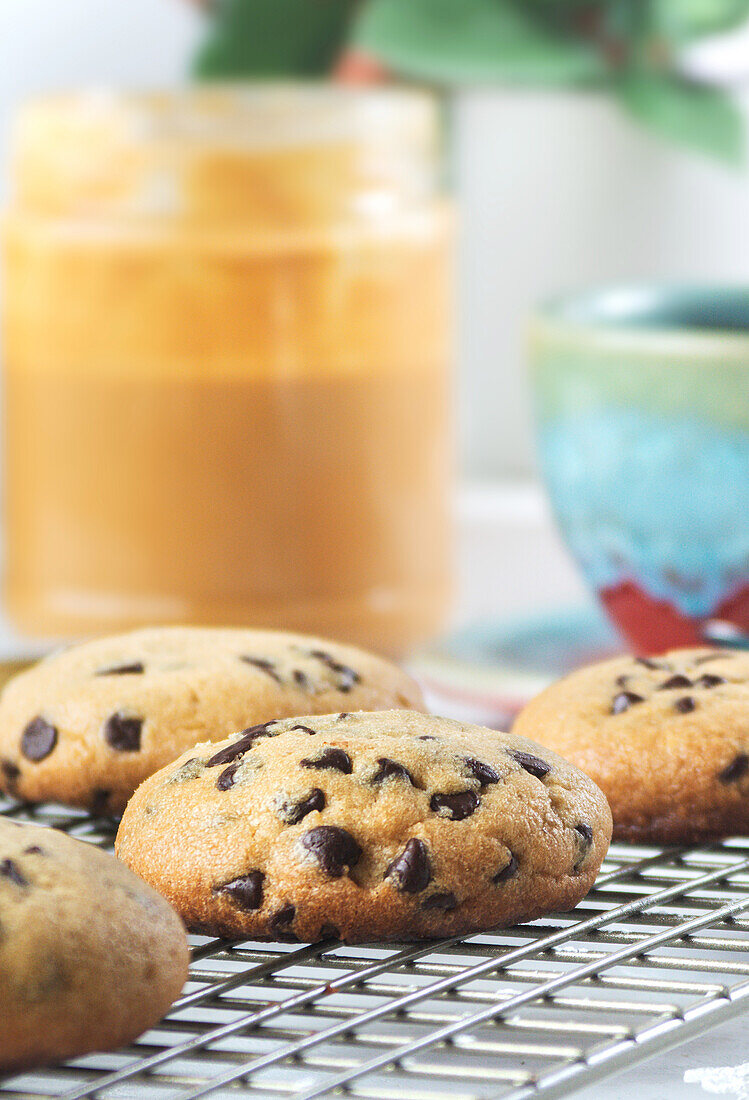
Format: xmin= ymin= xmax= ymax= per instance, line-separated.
xmin=3 ymin=797 xmax=749 ymax=1100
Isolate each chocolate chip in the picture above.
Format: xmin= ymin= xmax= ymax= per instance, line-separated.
xmin=300 ymin=825 xmax=361 ymax=877
xmin=573 ymin=823 xmax=594 ymax=871
xmin=1 ymin=760 xmax=20 ymax=792
xmin=615 ymin=674 xmax=630 ymax=687
xmin=370 ymin=757 xmax=415 ymax=786
xmin=719 ymin=753 xmax=749 ymax=784
xmin=292 ymin=668 xmax=314 ymax=695
xmin=463 ymin=757 xmax=499 ymax=786
xmin=309 ymin=650 xmax=361 ymax=693
xmin=240 ymin=656 xmax=282 ymax=683
xmin=270 ymin=903 xmax=296 ymax=931
xmin=337 ymin=713 xmax=350 ymax=721
xmin=385 ymin=839 xmax=431 ymax=893
xmin=216 ymin=761 xmax=241 ymax=791
xmin=277 ymin=788 xmax=325 ymax=825
xmin=103 ymin=713 xmax=142 ymax=752
xmin=510 ymin=750 xmax=551 ymax=780
xmin=658 ymin=674 xmax=692 ymax=690
xmin=319 ymin=923 xmax=340 ymax=939
xmin=430 ymin=790 xmax=480 ymax=820
xmin=290 ymin=725 xmax=317 ymax=736
xmin=89 ymin=789 xmax=111 ymax=816
xmin=23 ymin=846 xmax=43 ymax=856
xmin=421 ymin=892 xmax=458 ymax=912
xmin=493 ymin=853 xmax=519 ymax=884
xmin=334 ymin=667 xmax=359 ymax=692
xmin=215 ymin=871 xmax=265 ymax=910
xmin=300 ymin=748 xmax=352 ymax=774
xmin=310 ymin=648 xmax=333 ymax=661
xmin=419 ymin=735 xmax=438 ymax=741
xmin=696 ymin=674 xmax=725 ymax=689
xmin=206 ymin=723 xmax=276 ymax=767
xmin=20 ymin=717 xmax=57 ymax=762
xmin=0 ymin=859 xmax=27 ymax=887
xmin=612 ymin=691 xmax=645 ymax=715
xmin=95 ymin=662 xmax=145 ymax=676
xmin=635 ymin=657 xmax=665 ymax=670
xmin=207 ymin=737 xmax=253 ymax=769
xmin=674 ymin=696 xmax=696 ymax=714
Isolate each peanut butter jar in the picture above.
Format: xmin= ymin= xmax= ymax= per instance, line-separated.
xmin=2 ymin=87 xmax=454 ymax=654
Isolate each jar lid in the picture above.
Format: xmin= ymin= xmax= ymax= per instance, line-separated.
xmin=9 ymin=85 xmax=440 ymax=227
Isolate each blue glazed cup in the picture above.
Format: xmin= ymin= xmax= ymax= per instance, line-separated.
xmin=530 ymin=286 xmax=749 ymax=654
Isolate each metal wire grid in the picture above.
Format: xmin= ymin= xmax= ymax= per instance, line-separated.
xmin=3 ymin=797 xmax=749 ymax=1100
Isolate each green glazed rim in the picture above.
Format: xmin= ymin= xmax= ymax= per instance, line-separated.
xmin=530 ymin=284 xmax=749 ymax=362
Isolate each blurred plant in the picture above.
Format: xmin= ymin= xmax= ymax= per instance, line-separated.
xmin=193 ymin=0 xmax=358 ymax=77
xmin=193 ymin=0 xmax=749 ymax=164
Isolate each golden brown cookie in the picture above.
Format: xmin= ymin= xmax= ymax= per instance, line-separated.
xmin=512 ymin=647 xmax=749 ymax=844
xmin=0 ymin=626 xmax=423 ymax=813
xmin=115 ymin=710 xmax=612 ymax=943
xmin=0 ymin=818 xmax=188 ymax=1072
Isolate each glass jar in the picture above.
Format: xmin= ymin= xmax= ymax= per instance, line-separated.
xmin=2 ymin=86 xmax=453 ymax=654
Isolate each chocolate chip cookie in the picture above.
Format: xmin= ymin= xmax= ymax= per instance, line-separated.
xmin=512 ymin=647 xmax=749 ymax=844
xmin=115 ymin=710 xmax=612 ymax=943
xmin=0 ymin=817 xmax=188 ymax=1072
xmin=0 ymin=627 xmax=423 ymax=813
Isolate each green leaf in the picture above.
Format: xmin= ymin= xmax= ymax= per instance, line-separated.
xmin=353 ymin=0 xmax=606 ymax=85
xmin=616 ymin=71 xmax=745 ymax=165
xmin=650 ymin=0 xmax=749 ymax=42
xmin=193 ymin=0 xmax=357 ymax=78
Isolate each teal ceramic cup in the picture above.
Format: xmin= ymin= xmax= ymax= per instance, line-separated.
xmin=530 ymin=286 xmax=749 ymax=654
